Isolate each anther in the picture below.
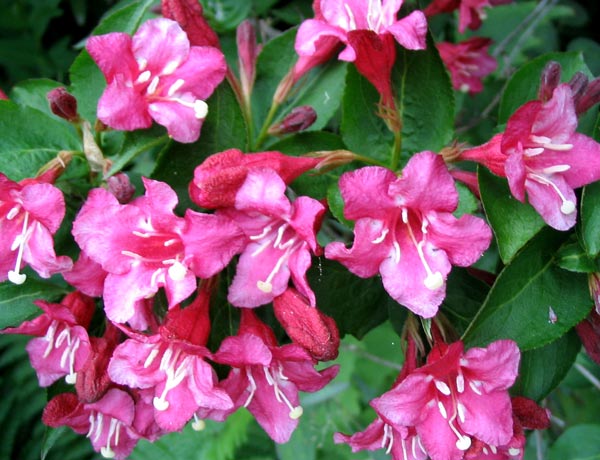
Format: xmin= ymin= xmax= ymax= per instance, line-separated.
xmin=147 ymin=76 xmax=160 ymax=95
xmin=162 ymin=60 xmax=180 ymax=75
xmin=257 ymin=280 xmax=273 ymax=293
xmin=168 ymin=260 xmax=187 ymax=281
xmin=438 ymin=401 xmax=448 ymax=419
xmin=137 ymin=70 xmax=152 ymax=84
xmin=508 ymin=447 xmax=521 ymax=456
xmin=167 ymin=79 xmax=185 ymax=97
xmin=192 ymin=414 xmax=206 ymax=431
xmin=193 ymin=100 xmax=208 ymax=119
xmin=8 ymin=211 xmax=30 ymax=285
xmin=435 ymin=380 xmax=451 ymax=396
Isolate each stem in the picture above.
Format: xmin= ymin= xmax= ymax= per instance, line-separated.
xmin=390 ymin=129 xmax=402 ymax=171
xmin=353 ymin=153 xmax=389 ymax=167
xmin=226 ymin=69 xmax=255 ymax=147
xmin=341 ymin=343 xmax=402 ymax=370
xmin=574 ymin=362 xmax=600 ymax=391
xmin=254 ymin=100 xmax=280 ymax=150
xmin=105 ymin=136 xmax=170 ymax=177
xmin=535 ymin=430 xmax=544 ymax=460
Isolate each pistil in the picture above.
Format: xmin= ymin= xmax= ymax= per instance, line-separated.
xmin=8 ymin=211 xmax=30 ymax=284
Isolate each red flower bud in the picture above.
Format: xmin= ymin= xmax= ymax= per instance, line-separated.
xmin=47 ymin=87 xmax=79 ymax=122
xmin=576 ymin=307 xmax=600 ymax=365
xmin=576 ymin=77 xmax=600 ymax=115
xmin=268 ymin=106 xmax=317 ymax=135
xmin=273 ymin=287 xmax=340 ymax=361
xmin=538 ymin=61 xmax=562 ymax=102
xmin=189 ymin=148 xmax=320 ymax=209
xmin=161 ymin=0 xmax=220 ymax=48
xmin=237 ymin=20 xmax=260 ymax=103
xmin=511 ymin=396 xmax=551 ymax=430
xmin=106 ymin=172 xmax=136 ymax=204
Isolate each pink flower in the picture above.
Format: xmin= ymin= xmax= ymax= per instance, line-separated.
xmin=372 ymin=339 xmax=520 ymax=460
xmin=108 ymin=289 xmax=233 ymax=432
xmin=189 ymin=148 xmax=319 ymax=209
xmin=86 ymin=17 xmax=226 ymax=143
xmin=203 ymin=310 xmax=339 ymax=443
xmin=461 ymin=83 xmax=600 ymax=230
xmin=161 ymin=0 xmax=220 ymax=48
xmin=437 ymin=37 xmax=497 ymax=94
xmin=325 ymin=152 xmax=492 ymax=318
xmin=0 ymin=173 xmax=72 ymax=284
xmin=72 ymin=178 xmax=244 ymax=325
xmin=295 ymin=0 xmax=427 ymax=109
xmin=219 ymin=169 xmax=325 ymax=308
xmin=43 ymin=389 xmax=140 ymax=459
xmin=1 ymin=291 xmax=95 ymax=387
xmin=425 ymin=0 xmax=512 ymax=33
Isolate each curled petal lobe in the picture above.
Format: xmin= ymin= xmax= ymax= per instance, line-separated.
xmin=387 ymin=10 xmax=428 ymax=50
xmin=86 ymin=33 xmax=137 ymax=82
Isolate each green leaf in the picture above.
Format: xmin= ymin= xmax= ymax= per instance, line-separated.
xmin=442 ymin=268 xmax=490 ymax=336
xmin=462 ymin=228 xmax=592 ymax=351
xmin=326 ymin=181 xmax=354 ymax=230
xmin=200 ymin=0 xmax=252 ymax=32
xmin=307 ymin=259 xmax=389 ymax=339
xmin=393 ymin=36 xmax=455 ymax=156
xmin=511 ymin=329 xmax=581 ymax=401
xmin=0 ymin=279 xmax=66 ymax=329
xmin=453 ymin=182 xmax=479 ymax=218
xmin=0 ymin=101 xmax=80 ymax=181
xmin=556 ymin=240 xmax=600 ymax=273
xmin=151 ymin=82 xmax=247 ymax=211
xmin=106 ymin=125 xmax=169 ymax=176
xmin=549 ymin=424 xmax=600 ymax=460
xmin=69 ymin=0 xmax=156 ymax=122
xmin=580 ymin=181 xmax=600 ymax=257
xmin=498 ymin=51 xmax=590 ymax=124
xmin=478 ymin=166 xmax=545 ymax=264
xmin=9 ymin=78 xmax=63 ymax=116
xmin=341 ymin=66 xmax=394 ymax=164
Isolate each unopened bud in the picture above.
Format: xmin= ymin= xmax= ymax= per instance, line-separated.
xmin=237 ymin=20 xmax=260 ymax=104
xmin=538 ymin=61 xmax=561 ymax=102
xmin=273 ymin=287 xmax=340 ymax=361
xmin=106 ymin=173 xmax=135 ymax=204
xmin=309 ymin=149 xmax=357 ymax=172
xmin=568 ymin=71 xmax=589 ymax=108
xmin=36 ymin=151 xmax=73 ymax=183
xmin=47 ymin=87 xmax=79 ymax=122
xmin=268 ymin=106 xmax=317 ymax=135
xmin=576 ymin=77 xmax=600 ymax=115
xmin=161 ymin=0 xmax=220 ymax=48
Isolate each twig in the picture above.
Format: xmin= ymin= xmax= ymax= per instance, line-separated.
xmin=574 ymin=362 xmax=600 ymax=391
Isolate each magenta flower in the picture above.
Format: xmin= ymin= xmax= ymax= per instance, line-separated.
xmin=72 ymin=178 xmax=244 ymax=325
xmin=437 ymin=37 xmax=497 ymax=94
xmin=1 ymin=291 xmax=95 ymax=387
xmin=86 ymin=17 xmax=226 ymax=143
xmin=461 ymin=83 xmax=600 ymax=230
xmin=371 ymin=340 xmax=520 ymax=460
xmin=107 ymin=289 xmax=233 ymax=432
xmin=218 ymin=169 xmax=325 ymax=308
xmin=0 ymin=173 xmax=72 ymax=284
xmin=202 ymin=310 xmax=339 ymax=443
xmin=425 ymin=0 xmax=512 ymax=33
xmin=325 ymin=152 xmax=492 ymax=318
xmin=43 ymin=389 xmax=140 ymax=459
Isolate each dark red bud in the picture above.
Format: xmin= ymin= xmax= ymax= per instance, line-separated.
xmin=47 ymin=87 xmax=79 ymax=122
xmin=568 ymin=71 xmax=589 ymax=108
xmin=273 ymin=288 xmax=340 ymax=361
xmin=576 ymin=77 xmax=600 ymax=115
xmin=42 ymin=393 xmax=87 ymax=432
xmin=75 ymin=336 xmax=115 ymax=403
xmin=538 ymin=61 xmax=562 ymax=101
xmin=268 ymin=106 xmax=317 ymax=135
xmin=161 ymin=0 xmax=220 ymax=48
xmin=161 ymin=287 xmax=212 ymax=346
xmin=106 ymin=173 xmax=136 ymax=204
xmin=511 ymin=396 xmax=551 ymax=430
xmin=575 ymin=308 xmax=600 ymax=365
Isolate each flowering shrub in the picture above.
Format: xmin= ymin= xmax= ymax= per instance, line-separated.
xmin=0 ymin=0 xmax=599 ymax=459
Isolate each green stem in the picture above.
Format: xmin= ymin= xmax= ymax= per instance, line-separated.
xmin=353 ymin=153 xmax=388 ymax=168
xmin=254 ymin=101 xmax=280 ymax=150
xmin=105 ymin=135 xmax=170 ymax=177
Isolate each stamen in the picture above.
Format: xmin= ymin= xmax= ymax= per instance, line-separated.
xmin=530 ymin=135 xmax=552 ymax=144
xmin=137 ymin=58 xmax=148 ymax=71
xmin=371 ymin=227 xmax=389 ymax=244
xmin=243 ymin=368 xmax=257 ymax=407
xmin=100 ymin=418 xmax=120 ymax=458
xmin=144 ymin=347 xmax=160 ymax=368
xmin=94 ymin=413 xmax=104 ymax=442
xmin=524 ymin=147 xmax=545 ymax=156
xmin=167 ymin=79 xmax=185 ymax=97
xmin=263 ymin=366 xmax=303 ymax=419
xmin=490 ymin=445 xmax=498 ymax=454
xmin=164 ymin=238 xmax=179 ymax=247
xmin=257 ymin=280 xmax=273 ymax=293
xmin=529 ymin=173 xmax=576 ymax=214
xmin=168 ymin=260 xmax=187 ymax=281
xmin=457 ymin=402 xmax=466 ymax=423
xmin=162 ymin=60 xmax=180 ymax=75
xmin=132 ymin=230 xmax=152 ymax=238
xmin=154 ymin=348 xmax=189 ymax=411
xmin=65 ymin=336 xmax=81 ymax=384
xmin=438 ymin=401 xmax=448 ymax=419
xmin=392 ymin=241 xmax=401 ymax=264
xmin=343 ymin=3 xmax=357 ymax=30
xmin=456 ymin=373 xmax=465 ymax=393
xmin=43 ymin=321 xmax=59 ymax=358
xmin=192 ymin=414 xmax=206 ymax=431
xmin=508 ymin=447 xmax=521 ymax=456
xmin=469 ymin=380 xmax=483 ymax=396
xmin=273 ymin=223 xmax=290 ymax=248
xmin=382 ymin=424 xmax=394 ymax=455
xmin=147 ymin=76 xmax=160 ymax=95
xmin=435 ymin=380 xmax=451 ymax=396
xmin=542 ymin=164 xmax=571 ymax=174
xmin=483 ymin=447 xmax=489 ymax=455
xmin=193 ymin=100 xmax=208 ymax=119
xmin=8 ymin=211 xmax=30 ymax=285
xmin=136 ymin=70 xmax=152 ymax=84
xmin=250 ymin=225 xmax=272 ymax=241
xmin=6 ymin=206 xmax=20 ymax=220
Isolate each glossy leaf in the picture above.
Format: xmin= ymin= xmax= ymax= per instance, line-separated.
xmin=478 ymin=166 xmax=545 ymax=264
xmin=462 ymin=228 xmax=592 ymax=350
xmin=0 ymin=101 xmax=80 ymax=181
xmin=511 ymin=329 xmax=581 ymax=401
xmin=549 ymin=424 xmax=600 ymax=460
xmin=580 ymin=181 xmax=600 ymax=258
xmin=0 ymin=279 xmax=66 ymax=329
xmin=556 ymin=240 xmax=600 ymax=273
xmin=9 ymin=79 xmax=63 ymax=116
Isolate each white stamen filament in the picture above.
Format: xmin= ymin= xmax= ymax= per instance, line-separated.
xmin=6 ymin=206 xmax=20 ymax=220
xmin=250 ymin=225 xmax=273 ymax=241
xmin=456 ymin=373 xmax=465 ymax=393
xmin=244 ymin=368 xmax=257 ymax=407
xmin=457 ymin=402 xmax=466 ymax=423
xmin=8 ymin=211 xmax=30 ymax=285
xmin=256 ymin=238 xmax=299 ymax=293
xmin=263 ymin=366 xmax=303 ymax=419
xmin=371 ymin=227 xmax=389 ymax=244
xmin=167 ymin=79 xmax=185 ymax=97
xmin=162 ymin=60 xmax=180 ymax=76
xmin=448 ymin=410 xmax=471 ymax=451
xmin=382 ymin=423 xmax=394 ymax=455
xmin=273 ymin=223 xmax=290 ymax=248
xmin=469 ymin=380 xmax=483 ymax=396
xmin=100 ymin=418 xmax=121 ymax=458
xmin=144 ymin=347 xmax=160 ymax=368
xmin=65 ymin=337 xmax=81 ymax=384
xmin=153 ymin=347 xmax=189 ymax=411
xmin=344 ymin=3 xmax=357 ymax=30
xmin=43 ymin=320 xmax=59 ymax=358
xmin=435 ymin=380 xmax=451 ymax=396
xmin=438 ymin=401 xmax=448 ymax=419
xmin=529 ymin=173 xmax=576 ymax=214
xmin=147 ymin=76 xmax=160 ymax=95
xmin=392 ymin=241 xmax=401 ymax=264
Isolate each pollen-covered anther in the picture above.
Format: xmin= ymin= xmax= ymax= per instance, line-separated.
xmin=167 ymin=260 xmax=187 ymax=281
xmin=530 ymin=134 xmax=573 ymax=151
xmin=424 ymin=271 xmax=444 ymax=290
xmin=257 ymin=280 xmax=273 ymax=293
xmin=192 ymin=414 xmax=206 ymax=431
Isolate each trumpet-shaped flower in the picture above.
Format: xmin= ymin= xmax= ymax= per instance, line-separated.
xmin=86 ymin=17 xmax=226 ymax=143
xmin=72 ymin=178 xmax=244 ymax=325
xmin=108 ymin=289 xmax=233 ymax=432
xmin=219 ymin=169 xmax=325 ymax=308
xmin=202 ymin=310 xmax=339 ymax=443
xmin=0 ymin=173 xmax=72 ymax=284
xmin=372 ymin=340 xmax=520 ymax=460
xmin=325 ymin=151 xmax=491 ymax=317
xmin=461 ymin=83 xmax=600 ymax=230
xmin=1 ymin=291 xmax=95 ymax=387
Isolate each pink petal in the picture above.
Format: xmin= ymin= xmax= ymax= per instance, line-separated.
xmin=388 ymin=151 xmax=459 ymax=213
xmin=289 ymin=196 xmax=325 ymax=250
xmin=416 ymin=407 xmax=464 ymax=460
xmin=459 ymin=390 xmax=514 ymax=447
xmin=86 ymin=33 xmax=137 ymax=82
xmin=214 ymin=334 xmax=273 ymax=367
xmin=234 ymin=169 xmax=291 ymax=217
xmin=295 ymin=19 xmax=346 ymax=57
xmin=532 ymin=84 xmax=577 ymax=144
xmin=164 ymin=270 xmax=197 ymax=308
xmin=505 ymin=147 xmax=527 ymax=202
xmin=20 ymin=183 xmax=65 ymax=232
xmin=132 ymin=18 xmax=190 ymax=76
xmin=338 ymin=166 xmax=397 ymax=220
xmin=103 ymin=269 xmax=157 ymax=324
xmin=525 ymin=174 xmax=577 ymax=231
xmin=108 ymin=340 xmax=162 ymax=389
xmin=462 ymin=340 xmax=521 ymax=392
xmin=97 ymin=76 xmax=152 ymax=131
xmin=63 ymin=253 xmax=107 ymax=297
xmin=371 ymin=373 xmax=433 ymax=426
xmin=386 ymin=10 xmax=428 ymax=50
xmin=334 ymin=417 xmax=386 ymax=452
xmin=288 ymin=245 xmax=316 ymax=306
xmin=147 ymin=99 xmax=203 ymax=143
